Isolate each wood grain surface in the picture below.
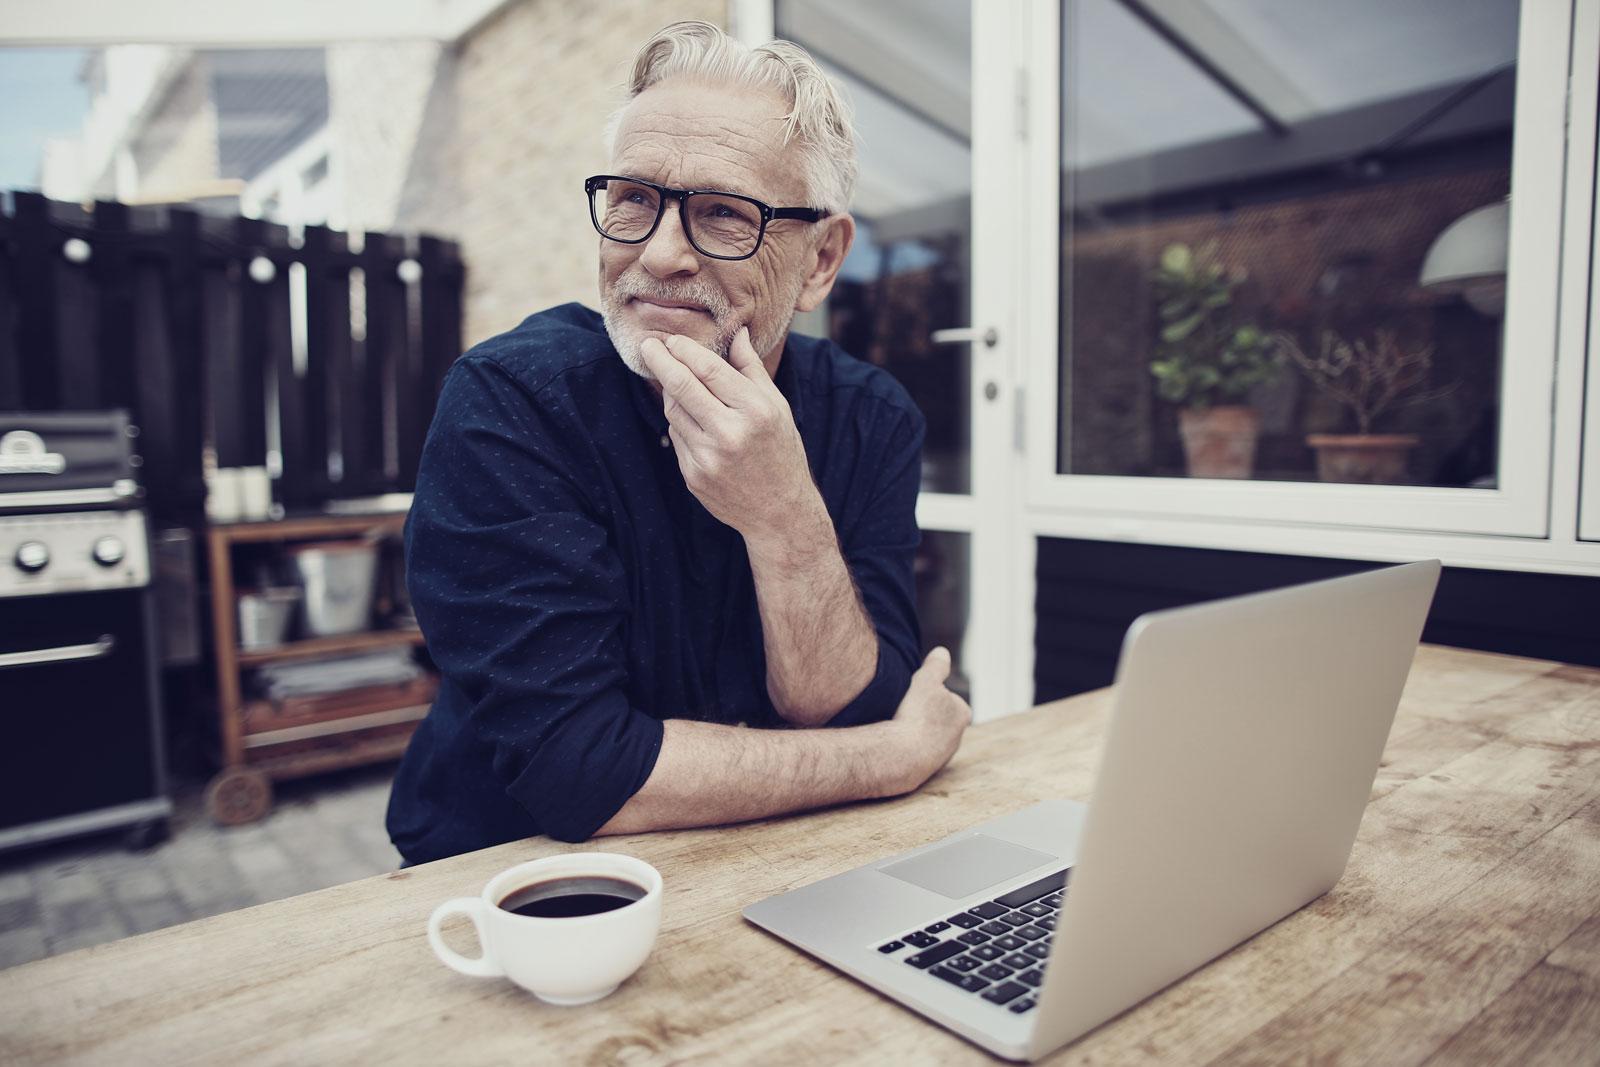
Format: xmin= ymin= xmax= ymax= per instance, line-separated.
xmin=1 ymin=645 xmax=1596 ymax=1066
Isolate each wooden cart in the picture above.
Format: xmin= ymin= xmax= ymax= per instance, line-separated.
xmin=203 ymin=512 xmax=435 ymax=824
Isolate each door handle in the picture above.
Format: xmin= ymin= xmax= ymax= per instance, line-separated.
xmin=0 ymin=634 xmax=116 ymax=670
xmin=930 ymin=326 xmax=998 ymax=348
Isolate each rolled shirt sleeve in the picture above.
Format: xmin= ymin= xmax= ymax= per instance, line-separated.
xmin=404 ymin=356 xmax=664 ymax=843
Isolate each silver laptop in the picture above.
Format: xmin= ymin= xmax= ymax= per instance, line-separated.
xmin=744 ymin=560 xmax=1441 ymax=1061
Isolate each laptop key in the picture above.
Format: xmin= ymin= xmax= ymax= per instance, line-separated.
xmin=904 ymin=940 xmax=966 ymax=969
xmin=999 ymin=912 xmax=1032 ymax=927
xmin=903 ymin=931 xmax=940 ymax=949
xmin=1020 ymin=902 xmax=1053 ymax=917
xmin=978 ymin=921 xmax=1012 ymax=936
xmin=947 ymin=913 xmax=983 ymax=929
xmin=948 ymin=954 xmax=984 ymax=973
xmin=994 ymin=870 xmax=1070 ymax=909
xmin=968 ymin=902 xmax=1009 ymax=920
xmin=979 ymin=964 xmax=1014 ymax=981
xmin=924 ymin=921 xmax=950 ymax=933
xmin=877 ymin=940 xmax=905 ymax=954
xmin=994 ymin=934 xmax=1026 ymax=951
xmin=929 ymin=965 xmax=990 ymax=993
xmin=1015 ymin=924 xmax=1048 ymax=941
xmin=981 ymin=980 xmax=1029 ymax=1005
xmin=969 ymin=944 xmax=1005 ymax=961
xmin=1020 ymin=968 xmax=1044 ymax=987
xmin=1037 ymin=916 xmax=1058 ymax=931
xmin=1024 ymin=943 xmax=1051 ymax=959
xmin=1009 ymin=997 xmax=1038 ymax=1014
xmin=958 ymin=930 xmax=990 ymax=946
xmin=1002 ymin=952 xmax=1033 ymax=969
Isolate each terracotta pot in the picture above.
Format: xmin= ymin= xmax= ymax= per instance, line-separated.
xmin=1178 ymin=405 xmax=1259 ymax=479
xmin=1306 ymin=433 xmax=1419 ymax=484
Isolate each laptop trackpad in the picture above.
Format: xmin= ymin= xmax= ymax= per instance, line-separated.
xmin=880 ymin=833 xmax=1057 ymax=899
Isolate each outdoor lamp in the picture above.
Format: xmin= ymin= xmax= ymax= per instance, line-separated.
xmin=1419 ymin=198 xmax=1509 ymax=316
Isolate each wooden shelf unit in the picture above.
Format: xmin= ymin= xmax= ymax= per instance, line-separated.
xmin=204 ymin=511 xmax=433 ymax=823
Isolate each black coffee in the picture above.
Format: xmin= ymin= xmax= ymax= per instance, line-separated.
xmin=498 ymin=876 xmax=647 ymax=918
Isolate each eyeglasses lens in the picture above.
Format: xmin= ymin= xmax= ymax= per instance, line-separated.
xmin=591 ymin=180 xmax=764 ymax=259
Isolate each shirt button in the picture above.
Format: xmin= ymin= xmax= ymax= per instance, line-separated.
xmin=659 ymin=434 xmax=671 ymax=448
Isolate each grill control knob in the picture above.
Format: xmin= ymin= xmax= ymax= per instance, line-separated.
xmin=92 ymin=536 xmax=126 ymax=567
xmin=15 ymin=540 xmax=49 ymax=574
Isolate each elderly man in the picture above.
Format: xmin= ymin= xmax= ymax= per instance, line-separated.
xmin=386 ymin=21 xmax=971 ymax=865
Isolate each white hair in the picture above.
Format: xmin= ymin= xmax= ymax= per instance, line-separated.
xmin=604 ymin=20 xmax=857 ymax=215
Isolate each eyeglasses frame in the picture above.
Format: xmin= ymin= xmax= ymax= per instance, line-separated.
xmin=585 ymin=174 xmax=827 ymax=262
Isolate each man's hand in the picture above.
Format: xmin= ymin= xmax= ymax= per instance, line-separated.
xmin=639 ymin=325 xmax=878 ymax=723
xmin=637 ymin=328 xmax=817 ymax=540
xmin=883 ymin=647 xmax=973 ymax=794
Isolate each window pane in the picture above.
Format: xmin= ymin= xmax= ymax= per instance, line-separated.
xmin=915 ymin=529 xmax=970 ymax=699
xmin=778 ymin=0 xmax=973 ymax=493
xmin=1059 ymin=0 xmax=1518 ymax=488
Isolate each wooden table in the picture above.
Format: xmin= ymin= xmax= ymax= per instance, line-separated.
xmin=3 ymin=645 xmax=1597 ymax=1065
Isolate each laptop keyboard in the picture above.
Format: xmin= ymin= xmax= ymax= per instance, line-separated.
xmin=875 ymin=868 xmax=1070 ymax=1014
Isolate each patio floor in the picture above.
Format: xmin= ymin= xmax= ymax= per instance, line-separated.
xmin=0 ymin=762 xmax=402 ymax=971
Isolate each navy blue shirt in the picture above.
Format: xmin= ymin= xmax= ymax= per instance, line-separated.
xmin=386 ymin=304 xmax=925 ymax=863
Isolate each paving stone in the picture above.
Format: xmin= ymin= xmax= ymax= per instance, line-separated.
xmin=0 ymin=869 xmax=33 ymax=904
xmin=48 ymin=919 xmax=131 ymax=957
xmin=41 ymin=896 xmax=130 ymax=954
xmin=118 ymin=893 xmax=193 ymax=936
xmin=0 ymin=896 xmax=41 ymax=933
xmin=0 ymin=924 xmax=47 ymax=969
xmin=92 ymin=858 xmax=170 ymax=902
xmin=157 ymin=829 xmax=257 ymax=917
xmin=33 ymin=862 xmax=102 ymax=909
xmin=265 ymin=805 xmax=387 ymax=890
xmin=219 ymin=824 xmax=306 ymax=905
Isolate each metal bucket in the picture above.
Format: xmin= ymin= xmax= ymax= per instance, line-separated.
xmin=288 ymin=540 xmax=379 ymax=637
xmin=237 ymin=587 xmax=301 ymax=650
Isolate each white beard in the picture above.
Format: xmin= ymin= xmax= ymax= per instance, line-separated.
xmin=600 ymin=268 xmax=798 ymax=379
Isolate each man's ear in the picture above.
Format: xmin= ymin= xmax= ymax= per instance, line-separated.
xmin=795 ymin=214 xmax=856 ymax=313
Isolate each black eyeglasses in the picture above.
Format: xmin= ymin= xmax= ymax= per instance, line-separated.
xmin=585 ymin=175 xmax=826 ymax=261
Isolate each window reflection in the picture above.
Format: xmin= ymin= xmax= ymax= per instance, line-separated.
xmin=1059 ymin=0 xmax=1517 ymax=487
xmin=777 ymin=0 xmax=974 ymax=495
xmin=915 ymin=530 xmax=970 ymax=699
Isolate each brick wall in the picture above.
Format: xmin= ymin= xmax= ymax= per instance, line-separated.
xmin=327 ymin=41 xmax=444 ymax=235
xmin=445 ymin=0 xmax=726 ymax=347
xmin=131 ymin=58 xmax=220 ymax=200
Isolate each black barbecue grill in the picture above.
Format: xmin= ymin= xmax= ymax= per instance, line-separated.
xmin=0 ymin=410 xmax=170 ymax=851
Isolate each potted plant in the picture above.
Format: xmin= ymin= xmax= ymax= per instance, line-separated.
xmin=1275 ymin=328 xmax=1453 ymax=484
xmin=1148 ymin=242 xmax=1283 ymax=478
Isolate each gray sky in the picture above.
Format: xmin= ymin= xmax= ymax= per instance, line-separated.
xmin=0 ymin=48 xmax=89 ymax=191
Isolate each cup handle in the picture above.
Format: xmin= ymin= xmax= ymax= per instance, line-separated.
xmin=428 ymin=897 xmax=503 ymax=977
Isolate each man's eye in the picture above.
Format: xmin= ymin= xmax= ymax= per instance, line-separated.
xmin=697 ymin=199 xmax=756 ymax=226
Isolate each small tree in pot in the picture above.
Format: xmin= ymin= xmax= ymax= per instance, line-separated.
xmin=1276 ymin=328 xmax=1455 ymax=484
xmin=1148 ymin=242 xmax=1283 ymax=478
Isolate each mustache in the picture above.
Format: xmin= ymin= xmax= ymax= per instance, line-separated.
xmin=611 ymin=272 xmax=734 ymax=321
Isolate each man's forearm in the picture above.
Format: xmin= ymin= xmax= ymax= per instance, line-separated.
xmin=744 ymin=490 xmax=878 ymax=726
xmin=595 ymin=714 xmax=912 ymax=837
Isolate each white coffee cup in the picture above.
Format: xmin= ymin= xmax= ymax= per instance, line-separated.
xmin=428 ymin=853 xmax=663 ymax=1005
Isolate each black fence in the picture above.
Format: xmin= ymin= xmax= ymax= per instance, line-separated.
xmin=0 ymin=191 xmax=463 ymax=521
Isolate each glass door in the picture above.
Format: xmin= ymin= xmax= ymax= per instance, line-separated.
xmin=768 ymin=0 xmax=1031 ymax=717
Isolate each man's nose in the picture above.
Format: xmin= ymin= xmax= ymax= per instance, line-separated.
xmin=638 ymin=200 xmax=701 ymax=277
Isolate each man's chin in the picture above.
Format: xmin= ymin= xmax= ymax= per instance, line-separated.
xmin=616 ymin=343 xmax=656 ymax=380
